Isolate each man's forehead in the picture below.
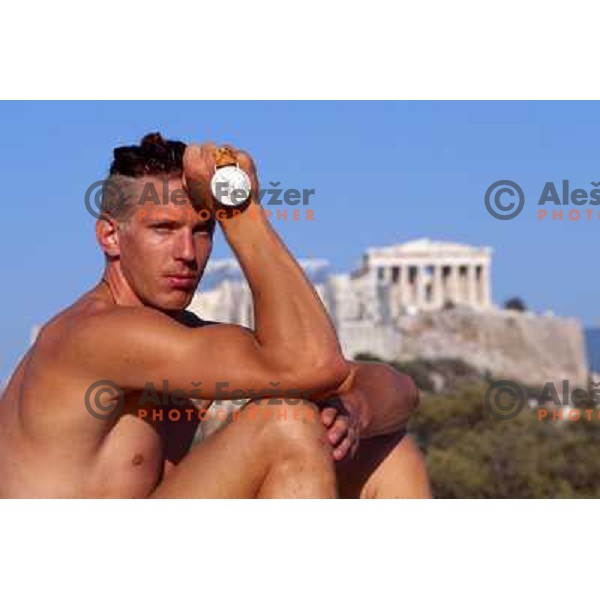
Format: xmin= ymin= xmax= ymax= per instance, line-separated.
xmin=136 ymin=203 xmax=207 ymax=224
xmin=134 ymin=175 xmax=187 ymax=201
xmin=128 ymin=178 xmax=197 ymax=221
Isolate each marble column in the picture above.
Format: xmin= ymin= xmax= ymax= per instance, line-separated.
xmin=433 ymin=263 xmax=443 ymax=308
xmin=399 ymin=262 xmax=409 ymax=306
xmin=467 ymin=263 xmax=477 ymax=306
xmin=416 ymin=264 xmax=427 ymax=308
xmin=480 ymin=262 xmax=491 ymax=307
xmin=450 ymin=264 xmax=460 ymax=304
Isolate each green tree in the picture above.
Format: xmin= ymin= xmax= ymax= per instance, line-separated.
xmin=408 ymin=383 xmax=600 ymax=498
xmin=504 ymin=297 xmax=527 ymax=312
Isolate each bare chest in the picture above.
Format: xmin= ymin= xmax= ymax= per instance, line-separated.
xmin=89 ymin=393 xmax=206 ymax=497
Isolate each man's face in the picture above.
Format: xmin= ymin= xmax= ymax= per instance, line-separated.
xmin=115 ymin=176 xmax=214 ymax=311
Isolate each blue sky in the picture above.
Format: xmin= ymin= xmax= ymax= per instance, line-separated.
xmin=1 ymin=101 xmax=598 ymax=381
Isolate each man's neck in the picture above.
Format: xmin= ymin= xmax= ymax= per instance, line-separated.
xmin=100 ymin=267 xmax=190 ymax=323
xmin=101 ymin=266 xmax=144 ymax=308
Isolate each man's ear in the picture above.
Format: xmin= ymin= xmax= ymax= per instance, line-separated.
xmin=95 ymin=217 xmax=121 ymax=258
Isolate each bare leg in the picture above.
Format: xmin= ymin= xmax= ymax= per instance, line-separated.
xmin=151 ymin=400 xmax=337 ymax=499
xmin=336 ymin=431 xmax=432 ymax=499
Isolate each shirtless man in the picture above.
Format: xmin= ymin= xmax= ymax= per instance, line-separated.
xmin=0 ymin=133 xmax=431 ymax=498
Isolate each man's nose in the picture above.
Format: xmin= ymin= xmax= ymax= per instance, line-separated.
xmin=174 ymin=230 xmax=196 ymax=262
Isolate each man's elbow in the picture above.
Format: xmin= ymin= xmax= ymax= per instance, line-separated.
xmin=294 ymin=353 xmax=350 ymax=395
xmin=385 ymin=364 xmax=420 ymax=415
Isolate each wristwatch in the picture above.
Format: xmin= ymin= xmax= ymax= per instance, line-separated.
xmin=210 ymin=147 xmax=252 ymax=208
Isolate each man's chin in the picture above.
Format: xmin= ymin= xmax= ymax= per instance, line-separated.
xmin=149 ymin=291 xmax=194 ymax=312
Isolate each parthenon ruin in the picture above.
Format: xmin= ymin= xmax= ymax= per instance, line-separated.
xmin=360 ymin=238 xmax=493 ymax=314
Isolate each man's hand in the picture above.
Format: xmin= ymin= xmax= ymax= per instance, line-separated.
xmin=319 ymin=396 xmax=362 ymax=462
xmin=315 ymin=361 xmax=420 ymax=460
xmin=183 ymin=142 xmax=260 ymax=214
xmin=182 ymin=142 xmax=217 ymax=210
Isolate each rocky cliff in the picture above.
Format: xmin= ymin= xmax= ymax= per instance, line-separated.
xmin=394 ymin=308 xmax=589 ymax=388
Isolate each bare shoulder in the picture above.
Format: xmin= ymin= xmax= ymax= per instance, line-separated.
xmin=70 ymin=305 xmax=224 ymax=345
xmin=32 ymin=293 xmax=172 ymax=372
xmin=53 ymin=303 xmax=175 ymax=355
xmin=28 ymin=285 xmax=264 ymax=396
xmin=65 ymin=306 xmax=226 ymax=361
xmin=39 ymin=295 xmax=243 ymax=381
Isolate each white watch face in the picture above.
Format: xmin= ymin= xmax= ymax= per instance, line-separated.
xmin=210 ymin=166 xmax=251 ymax=207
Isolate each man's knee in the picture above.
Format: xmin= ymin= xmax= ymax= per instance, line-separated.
xmin=362 ymin=433 xmax=432 ymax=499
xmin=243 ymin=400 xmax=337 ymax=498
xmin=244 ymin=398 xmax=330 ymax=456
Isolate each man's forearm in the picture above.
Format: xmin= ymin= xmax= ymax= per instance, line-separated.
xmin=220 ymin=202 xmax=348 ymax=385
xmin=338 ymin=362 xmax=420 ymax=438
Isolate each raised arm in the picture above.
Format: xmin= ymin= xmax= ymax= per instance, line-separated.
xmin=74 ymin=308 xmax=347 ymax=400
xmin=184 ymin=143 xmax=346 ymax=377
xmin=76 ymin=143 xmax=349 ymax=399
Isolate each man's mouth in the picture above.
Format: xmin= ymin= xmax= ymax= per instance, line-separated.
xmin=165 ymin=273 xmax=198 ymax=289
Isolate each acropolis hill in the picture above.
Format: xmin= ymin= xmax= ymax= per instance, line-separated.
xmin=189 ymin=239 xmax=589 ymax=388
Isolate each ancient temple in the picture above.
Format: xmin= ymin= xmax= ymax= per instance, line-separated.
xmin=353 ymin=238 xmax=492 ymax=316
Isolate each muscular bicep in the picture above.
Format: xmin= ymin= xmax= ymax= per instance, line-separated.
xmin=76 ymin=308 xmax=310 ymax=399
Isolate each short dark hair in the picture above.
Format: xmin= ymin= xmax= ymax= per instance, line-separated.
xmin=101 ymin=132 xmax=211 ymax=226
xmin=109 ymin=132 xmax=187 ymax=177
